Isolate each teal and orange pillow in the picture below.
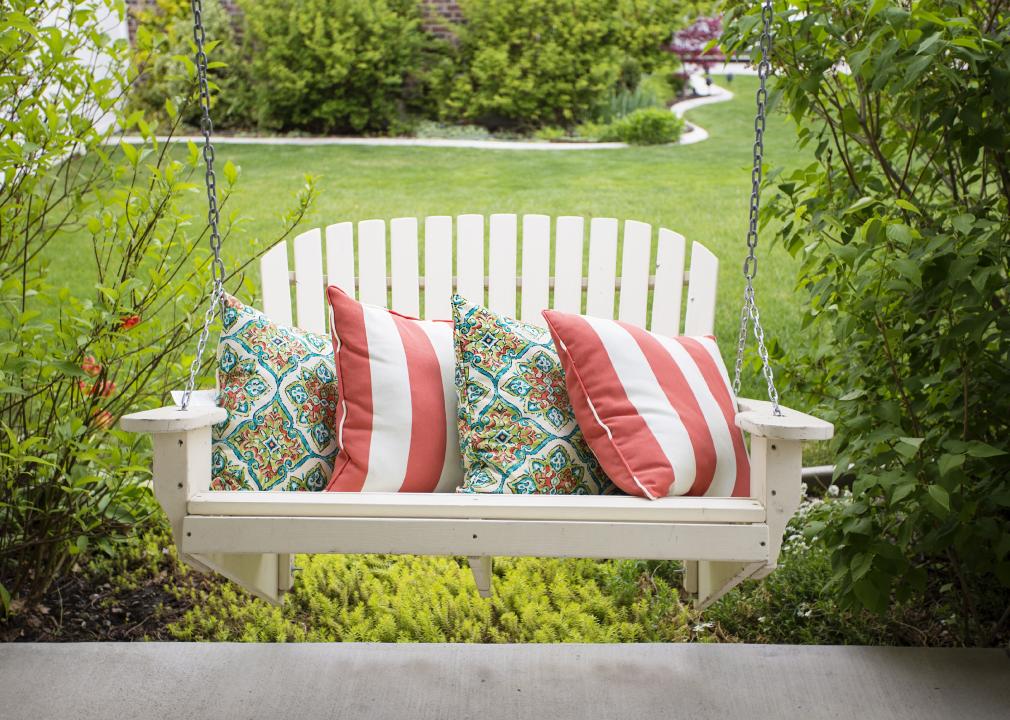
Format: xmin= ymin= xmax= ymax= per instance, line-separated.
xmin=452 ymin=295 xmax=612 ymax=495
xmin=211 ymin=295 xmax=338 ymax=491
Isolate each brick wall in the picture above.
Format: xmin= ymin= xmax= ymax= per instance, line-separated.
xmin=125 ymin=0 xmax=463 ymax=43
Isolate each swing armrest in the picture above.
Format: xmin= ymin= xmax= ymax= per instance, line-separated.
xmin=120 ymin=405 xmax=227 ymax=434
xmin=735 ymin=398 xmax=834 ymax=441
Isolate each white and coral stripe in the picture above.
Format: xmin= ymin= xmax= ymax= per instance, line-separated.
xmin=327 ymin=286 xmax=461 ymax=493
xmin=543 ymin=309 xmax=749 ymax=499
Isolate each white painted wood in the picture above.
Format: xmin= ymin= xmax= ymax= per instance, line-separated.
xmin=260 ymin=241 xmax=293 ymax=326
xmin=390 ymin=217 xmax=421 ymax=316
xmin=142 ymin=422 xmax=283 ymax=604
xmin=650 ymin=228 xmax=686 ymax=336
xmin=694 ymin=561 xmax=766 ymax=610
xmin=193 ymin=552 xmax=282 ymax=604
xmin=325 ymin=222 xmax=356 ymax=297
xmin=468 ymin=556 xmax=493 ymax=598
xmin=617 ymin=220 xmax=652 ymax=327
xmin=120 ymin=405 xmax=227 ymax=434
xmin=187 ymin=492 xmax=765 ymax=524
xmin=586 ymin=217 xmax=619 ymax=319
xmin=183 ymin=516 xmax=770 ymax=562
xmin=736 ymin=398 xmax=835 ymax=441
xmin=751 ymin=437 xmax=804 ymax=571
xmin=520 ymin=214 xmax=551 ymax=325
xmin=456 ymin=214 xmax=485 ymax=303
xmin=293 ymin=228 xmax=326 ymax=333
xmin=424 ymin=216 xmax=453 ymax=320
xmin=487 ymin=214 xmax=518 ymax=317
xmin=684 ymin=241 xmax=718 ymax=335
xmin=683 ymin=560 xmax=699 ymax=596
xmin=357 ymin=219 xmax=388 ymax=307
xmin=553 ymin=216 xmax=585 ymax=314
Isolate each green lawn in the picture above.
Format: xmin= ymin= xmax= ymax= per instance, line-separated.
xmin=50 ymin=76 xmax=811 ymax=401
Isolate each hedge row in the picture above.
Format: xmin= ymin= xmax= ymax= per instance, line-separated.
xmin=130 ymin=0 xmax=688 ymax=134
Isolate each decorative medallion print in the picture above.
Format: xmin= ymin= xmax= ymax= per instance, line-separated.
xmin=211 ymin=295 xmax=338 ymax=491
xmin=452 ymin=295 xmax=613 ymax=495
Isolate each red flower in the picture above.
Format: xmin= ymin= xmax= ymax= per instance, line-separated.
xmin=119 ymin=314 xmax=141 ymax=330
xmin=78 ymin=379 xmax=116 ymax=397
xmin=81 ymin=356 xmax=102 ymax=377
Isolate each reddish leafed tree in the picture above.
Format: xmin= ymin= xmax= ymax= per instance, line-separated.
xmin=668 ymin=16 xmax=725 ymax=72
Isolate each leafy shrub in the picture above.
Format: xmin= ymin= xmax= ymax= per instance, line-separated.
xmin=608 ymin=108 xmax=684 ymax=145
xmin=129 ymin=0 xmax=254 ymax=130
xmin=0 ymin=0 xmax=314 ymax=615
xmin=241 ymin=0 xmax=432 ymax=134
xmin=434 ymin=0 xmax=683 ymax=130
xmin=725 ymin=0 xmax=1010 ymax=645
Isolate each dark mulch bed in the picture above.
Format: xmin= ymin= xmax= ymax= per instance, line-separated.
xmin=1 ymin=554 xmax=219 ymax=642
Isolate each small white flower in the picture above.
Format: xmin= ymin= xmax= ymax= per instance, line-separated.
xmin=827 ymin=484 xmax=840 ymax=497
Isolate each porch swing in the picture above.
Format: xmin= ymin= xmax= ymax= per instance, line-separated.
xmin=121 ymin=0 xmax=832 ymax=608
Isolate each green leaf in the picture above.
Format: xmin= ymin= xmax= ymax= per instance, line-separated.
xmin=927 ymin=485 xmax=950 ymax=511
xmin=223 ymin=159 xmax=238 ymax=186
xmin=894 ymin=198 xmax=920 ymax=214
xmin=0 ymin=582 xmax=9 ymax=614
xmin=938 ymin=453 xmax=965 ymax=477
xmin=120 ymin=141 xmax=138 ymax=165
xmin=965 ymin=442 xmax=1007 ymax=458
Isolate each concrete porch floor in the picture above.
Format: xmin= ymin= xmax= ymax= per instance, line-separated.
xmin=2 ymin=643 xmax=1008 ymax=719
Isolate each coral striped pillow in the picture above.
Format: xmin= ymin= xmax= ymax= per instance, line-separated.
xmin=326 ymin=286 xmax=462 ymax=492
xmin=543 ymin=309 xmax=750 ymax=500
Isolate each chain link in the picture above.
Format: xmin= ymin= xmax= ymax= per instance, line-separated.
xmin=180 ymin=0 xmax=227 ymax=411
xmin=732 ymin=0 xmax=782 ymax=417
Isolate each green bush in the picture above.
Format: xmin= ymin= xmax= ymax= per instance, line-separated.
xmin=241 ymin=0 xmax=431 ymax=134
xmin=129 ymin=0 xmax=254 ymax=130
xmin=434 ymin=0 xmax=683 ymax=130
xmin=607 ymin=107 xmax=684 ymax=144
xmin=725 ymin=0 xmax=1010 ymax=645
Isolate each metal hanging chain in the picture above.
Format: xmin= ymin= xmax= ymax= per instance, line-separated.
xmin=732 ymin=0 xmax=782 ymax=417
xmin=180 ymin=0 xmax=227 ymax=412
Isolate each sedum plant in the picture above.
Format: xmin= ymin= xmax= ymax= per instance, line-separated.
xmin=724 ymin=0 xmax=1009 ymax=644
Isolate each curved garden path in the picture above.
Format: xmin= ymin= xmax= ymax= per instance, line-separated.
xmin=123 ymin=76 xmax=736 ymax=151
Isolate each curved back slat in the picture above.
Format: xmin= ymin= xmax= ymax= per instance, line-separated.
xmin=684 ymin=241 xmax=719 ymax=336
xmin=586 ymin=217 xmax=619 ymax=319
xmin=553 ymin=216 xmax=585 ymax=315
xmin=325 ymin=222 xmax=356 ymax=299
xmin=357 ymin=219 xmax=388 ymax=307
xmin=260 ymin=240 xmax=293 ymax=326
xmin=617 ymin=220 xmax=652 ymax=327
xmin=520 ymin=214 xmax=551 ymax=326
xmin=456 ymin=214 xmax=484 ymax=303
xmin=293 ymin=228 xmax=326 ymax=334
xmin=390 ymin=217 xmax=420 ymax=317
xmin=424 ymin=216 xmax=453 ymax=320
xmin=650 ymin=228 xmax=687 ymax=336
xmin=487 ymin=213 xmax=518 ymax=317
xmin=273 ymin=214 xmax=717 ymax=340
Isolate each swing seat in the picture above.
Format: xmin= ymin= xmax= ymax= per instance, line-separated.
xmin=121 ymin=214 xmax=832 ymax=608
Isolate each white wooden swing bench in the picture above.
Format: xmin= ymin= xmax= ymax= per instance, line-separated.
xmin=121 ymin=213 xmax=833 ymax=609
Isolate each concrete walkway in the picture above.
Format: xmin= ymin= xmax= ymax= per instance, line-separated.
xmin=2 ymin=643 xmax=1008 ymax=719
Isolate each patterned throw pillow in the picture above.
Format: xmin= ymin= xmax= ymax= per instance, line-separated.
xmin=325 ymin=286 xmax=461 ymax=492
xmin=452 ymin=295 xmax=612 ymax=495
xmin=543 ymin=309 xmax=750 ymax=499
xmin=211 ymin=294 xmax=338 ymax=491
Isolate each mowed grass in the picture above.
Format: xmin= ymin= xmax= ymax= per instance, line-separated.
xmin=48 ymin=76 xmax=811 ymax=400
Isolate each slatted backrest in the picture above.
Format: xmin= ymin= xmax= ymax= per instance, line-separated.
xmin=260 ymin=214 xmax=718 ymax=337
